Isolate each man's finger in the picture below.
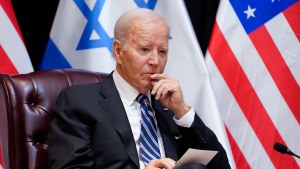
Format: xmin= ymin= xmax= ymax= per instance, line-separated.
xmin=150 ymin=74 xmax=167 ymax=80
xmin=146 ymin=158 xmax=176 ymax=169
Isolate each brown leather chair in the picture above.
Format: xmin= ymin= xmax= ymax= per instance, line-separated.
xmin=0 ymin=69 xmax=108 ymax=169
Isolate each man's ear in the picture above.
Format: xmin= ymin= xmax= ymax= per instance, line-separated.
xmin=113 ymin=40 xmax=122 ymax=64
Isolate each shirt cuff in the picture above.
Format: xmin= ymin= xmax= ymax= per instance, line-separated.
xmin=173 ymin=107 xmax=195 ymax=128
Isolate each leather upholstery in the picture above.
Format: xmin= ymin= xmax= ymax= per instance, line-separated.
xmin=0 ymin=69 xmax=108 ymax=169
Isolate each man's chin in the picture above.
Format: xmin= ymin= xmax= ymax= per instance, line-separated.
xmin=142 ymin=82 xmax=153 ymax=90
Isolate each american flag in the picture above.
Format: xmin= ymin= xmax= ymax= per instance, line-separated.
xmin=206 ymin=0 xmax=300 ymax=168
xmin=0 ymin=0 xmax=33 ymax=74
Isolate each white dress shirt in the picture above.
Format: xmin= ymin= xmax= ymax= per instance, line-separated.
xmin=113 ymin=71 xmax=195 ymax=169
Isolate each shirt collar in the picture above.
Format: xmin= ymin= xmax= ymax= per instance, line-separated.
xmin=113 ymin=70 xmax=151 ymax=106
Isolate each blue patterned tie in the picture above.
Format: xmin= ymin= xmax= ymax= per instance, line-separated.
xmin=136 ymin=94 xmax=161 ymax=165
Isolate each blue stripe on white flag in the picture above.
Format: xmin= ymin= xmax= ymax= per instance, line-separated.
xmin=40 ymin=38 xmax=71 ymax=70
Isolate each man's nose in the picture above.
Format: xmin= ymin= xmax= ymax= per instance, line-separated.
xmin=148 ymin=51 xmax=160 ymax=65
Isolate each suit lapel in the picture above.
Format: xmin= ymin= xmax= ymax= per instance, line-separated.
xmin=98 ymin=73 xmax=139 ymax=168
xmin=152 ymin=98 xmax=180 ymax=161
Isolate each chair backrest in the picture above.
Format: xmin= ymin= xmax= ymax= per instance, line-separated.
xmin=0 ymin=69 xmax=108 ymax=169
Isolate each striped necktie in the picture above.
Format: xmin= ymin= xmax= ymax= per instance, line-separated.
xmin=136 ymin=94 xmax=161 ymax=165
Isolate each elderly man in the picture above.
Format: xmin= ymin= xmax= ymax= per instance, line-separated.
xmin=48 ymin=8 xmax=231 ymax=169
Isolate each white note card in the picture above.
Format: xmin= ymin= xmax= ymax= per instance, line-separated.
xmin=174 ymin=148 xmax=218 ymax=169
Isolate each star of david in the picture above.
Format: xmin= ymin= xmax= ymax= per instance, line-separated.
xmin=74 ymin=0 xmax=158 ymax=53
xmin=74 ymin=0 xmax=113 ymax=52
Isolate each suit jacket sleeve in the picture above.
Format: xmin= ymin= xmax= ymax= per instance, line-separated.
xmin=48 ymin=88 xmax=95 ymax=169
xmin=177 ymin=113 xmax=231 ymax=169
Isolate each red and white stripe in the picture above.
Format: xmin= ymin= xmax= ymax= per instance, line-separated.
xmin=0 ymin=0 xmax=33 ymax=74
xmin=206 ymin=0 xmax=300 ymax=168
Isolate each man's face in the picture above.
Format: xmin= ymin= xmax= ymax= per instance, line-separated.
xmin=114 ymin=20 xmax=169 ymax=94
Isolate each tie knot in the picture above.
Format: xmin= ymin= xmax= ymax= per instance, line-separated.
xmin=136 ymin=94 xmax=149 ymax=105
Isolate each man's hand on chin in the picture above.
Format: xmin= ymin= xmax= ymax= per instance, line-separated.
xmin=150 ymin=74 xmax=190 ymax=119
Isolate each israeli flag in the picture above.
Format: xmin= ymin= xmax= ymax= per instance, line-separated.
xmin=40 ymin=0 xmax=235 ymax=167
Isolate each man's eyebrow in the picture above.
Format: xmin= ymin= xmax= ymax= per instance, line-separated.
xmin=136 ymin=42 xmax=151 ymax=47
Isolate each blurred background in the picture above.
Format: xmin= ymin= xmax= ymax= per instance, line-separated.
xmin=10 ymin=0 xmax=220 ymax=70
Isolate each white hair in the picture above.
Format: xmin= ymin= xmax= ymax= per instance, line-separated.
xmin=114 ymin=8 xmax=169 ymax=44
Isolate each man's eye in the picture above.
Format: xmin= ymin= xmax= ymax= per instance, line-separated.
xmin=159 ymin=49 xmax=167 ymax=56
xmin=141 ymin=48 xmax=149 ymax=52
